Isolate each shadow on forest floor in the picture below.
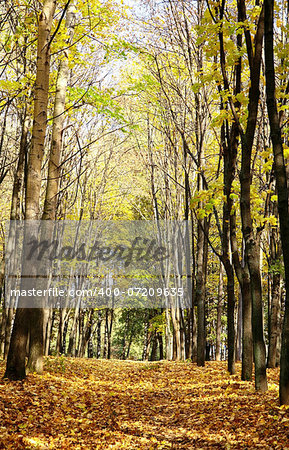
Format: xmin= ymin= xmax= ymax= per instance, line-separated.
xmin=0 ymin=359 xmax=288 ymax=449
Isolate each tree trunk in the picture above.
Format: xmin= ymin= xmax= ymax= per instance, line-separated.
xmin=241 ymin=271 xmax=253 ymax=381
xmin=2 ymin=109 xmax=29 ymax=359
xmin=248 ymin=236 xmax=268 ymax=392
xmin=96 ymin=311 xmax=102 ymax=359
xmin=67 ymin=299 xmax=80 ymax=357
xmin=42 ymin=0 xmax=76 ymax=220
xmin=264 ymin=0 xmax=289 ymax=404
xmin=4 ymin=0 xmax=56 ymax=380
xmin=171 ymin=307 xmax=181 ymax=361
xmin=79 ymin=310 xmax=94 ymax=358
xmin=158 ymin=332 xmax=164 ymax=360
xmin=216 ymin=263 xmax=224 ymax=361
xmin=196 ymin=219 xmax=205 ymax=366
xmin=237 ymin=0 xmax=267 ymax=392
xmin=150 ymin=331 xmax=157 ymax=361
xmin=44 ymin=309 xmax=53 ymax=356
xmin=268 ymin=271 xmax=281 ymax=368
xmin=107 ymin=309 xmax=113 ymax=360
xmin=165 ymin=308 xmax=172 ymax=360
xmin=236 ymin=288 xmax=242 ymax=361
xmin=3 ymin=309 xmax=29 ymax=380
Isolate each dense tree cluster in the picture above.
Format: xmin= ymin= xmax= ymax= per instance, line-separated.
xmin=1 ymin=0 xmax=289 ymax=405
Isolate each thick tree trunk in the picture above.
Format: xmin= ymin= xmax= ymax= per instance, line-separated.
xmin=248 ymin=236 xmax=268 ymax=392
xmin=26 ymin=308 xmax=44 ymax=374
xmin=4 ymin=309 xmax=29 ymax=380
xmin=237 ymin=0 xmax=267 ymax=392
xmin=4 ymin=0 xmax=56 ymax=380
xmin=231 ymin=213 xmax=253 ymax=381
xmin=264 ymin=0 xmax=289 ymax=404
xmin=25 ymin=0 xmax=56 ymax=219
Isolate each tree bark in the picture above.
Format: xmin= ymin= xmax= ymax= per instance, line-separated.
xmin=4 ymin=0 xmax=56 ymax=380
xmin=216 ymin=263 xmax=223 ymax=361
xmin=237 ymin=0 xmax=267 ymax=392
xmin=264 ymin=0 xmax=289 ymax=404
xmin=268 ymin=270 xmax=281 ymax=368
xmin=42 ymin=0 xmax=76 ymax=220
xmin=196 ymin=219 xmax=205 ymax=366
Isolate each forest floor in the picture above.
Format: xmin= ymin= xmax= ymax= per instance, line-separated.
xmin=0 ymin=359 xmax=288 ymax=449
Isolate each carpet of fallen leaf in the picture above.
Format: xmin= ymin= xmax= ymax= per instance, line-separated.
xmin=0 ymin=359 xmax=289 ymax=449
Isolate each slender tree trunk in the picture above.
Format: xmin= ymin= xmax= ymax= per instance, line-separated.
xmin=236 ymin=288 xmax=242 ymax=361
xmin=1 ymin=111 xmax=29 ymax=359
xmin=225 ymin=261 xmax=236 ymax=374
xmin=3 ymin=308 xmax=14 ymax=360
xmin=142 ymin=312 xmax=150 ymax=361
xmin=191 ymin=290 xmax=197 ymax=362
xmin=216 ymin=263 xmax=224 ymax=361
xmin=196 ymin=219 xmax=205 ymax=366
xmin=96 ymin=311 xmax=102 ymax=359
xmin=67 ymin=300 xmax=80 ymax=357
xmin=165 ymin=308 xmax=172 ymax=360
xmin=44 ymin=309 xmax=53 ymax=356
xmin=171 ymin=307 xmax=181 ymax=360
xmin=0 ymin=309 xmax=6 ymax=357
xmin=268 ymin=271 xmax=281 ymax=368
xmin=241 ymin=271 xmax=253 ymax=380
xmin=150 ymin=331 xmax=157 ymax=361
xmin=107 ymin=309 xmax=113 ymax=360
xmin=218 ymin=5 xmax=241 ymax=374
xmin=103 ymin=309 xmax=109 ymax=359
xmin=77 ymin=310 xmax=84 ymax=357
xmin=158 ymin=333 xmax=164 ymax=360
xmin=79 ymin=310 xmax=94 ymax=358
xmin=42 ymin=0 xmax=76 ymax=220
